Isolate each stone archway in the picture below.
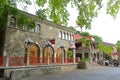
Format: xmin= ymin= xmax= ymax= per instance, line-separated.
xmin=27 ymin=43 xmax=40 ymax=64
xmin=56 ymin=48 xmax=62 ymax=63
xmin=56 ymin=47 xmax=65 ymax=64
xmin=43 ymin=45 xmax=54 ymax=64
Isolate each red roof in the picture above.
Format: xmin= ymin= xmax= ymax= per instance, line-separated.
xmin=74 ymin=34 xmax=82 ymax=40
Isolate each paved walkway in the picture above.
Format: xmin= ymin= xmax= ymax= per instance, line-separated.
xmin=20 ymin=66 xmax=113 ymax=80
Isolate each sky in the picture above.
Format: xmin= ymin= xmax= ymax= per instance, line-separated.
xmin=18 ymin=0 xmax=120 ymax=44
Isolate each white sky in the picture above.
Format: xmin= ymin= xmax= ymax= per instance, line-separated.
xmin=18 ymin=0 xmax=120 ymax=44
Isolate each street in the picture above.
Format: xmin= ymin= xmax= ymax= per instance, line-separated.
xmin=20 ymin=66 xmax=120 ymax=80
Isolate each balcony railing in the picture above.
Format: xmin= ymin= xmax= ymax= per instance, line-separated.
xmin=0 ymin=56 xmax=78 ymax=67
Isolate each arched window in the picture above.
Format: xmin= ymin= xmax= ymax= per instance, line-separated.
xmin=72 ymin=35 xmax=74 ymax=41
xmin=29 ymin=23 xmax=35 ymax=32
xmin=67 ymin=33 xmax=69 ymax=40
xmin=59 ymin=31 xmax=62 ymax=38
xmin=64 ymin=32 xmax=66 ymax=39
xmin=69 ymin=34 xmax=71 ymax=40
xmin=35 ymin=24 xmax=41 ymax=33
xmin=9 ymin=16 xmax=16 ymax=27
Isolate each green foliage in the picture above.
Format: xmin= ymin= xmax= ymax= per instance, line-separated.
xmin=1 ymin=0 xmax=120 ymax=29
xmin=0 ymin=0 xmax=32 ymax=28
xmin=104 ymin=53 xmax=111 ymax=60
xmin=76 ymin=0 xmax=102 ymax=29
xmin=107 ymin=0 xmax=120 ymax=18
xmin=68 ymin=26 xmax=76 ymax=31
xmin=97 ymin=43 xmax=113 ymax=56
xmin=75 ymin=30 xmax=81 ymax=34
xmin=116 ymin=40 xmax=120 ymax=52
xmin=16 ymin=12 xmax=35 ymax=29
xmin=67 ymin=50 xmax=73 ymax=58
xmin=81 ymin=32 xmax=90 ymax=36
xmin=92 ymin=35 xmax=103 ymax=43
xmin=80 ymin=58 xmax=90 ymax=62
xmin=36 ymin=9 xmax=47 ymax=20
xmin=78 ymin=37 xmax=91 ymax=48
xmin=36 ymin=0 xmax=70 ymax=26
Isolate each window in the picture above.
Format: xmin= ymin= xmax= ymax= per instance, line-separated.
xmin=35 ymin=24 xmax=41 ymax=33
xmin=63 ymin=32 xmax=66 ymax=39
xmin=23 ymin=26 xmax=29 ymax=31
xmin=9 ymin=16 xmax=16 ymax=27
xmin=62 ymin=32 xmax=64 ymax=39
xmin=67 ymin=33 xmax=69 ymax=40
xmin=72 ymin=35 xmax=74 ymax=41
xmin=29 ymin=23 xmax=35 ymax=32
xmin=59 ymin=31 xmax=62 ymax=38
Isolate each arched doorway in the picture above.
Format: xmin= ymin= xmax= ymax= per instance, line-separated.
xmin=25 ymin=43 xmax=40 ymax=64
xmin=43 ymin=45 xmax=54 ymax=64
xmin=56 ymin=47 xmax=65 ymax=64
xmin=56 ymin=48 xmax=62 ymax=63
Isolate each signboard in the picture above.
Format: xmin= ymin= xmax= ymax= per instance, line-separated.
xmin=69 ymin=41 xmax=75 ymax=48
xmin=49 ymin=39 xmax=55 ymax=44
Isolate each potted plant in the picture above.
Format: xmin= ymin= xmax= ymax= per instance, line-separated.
xmin=77 ymin=58 xmax=90 ymax=69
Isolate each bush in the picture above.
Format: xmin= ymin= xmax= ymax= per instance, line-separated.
xmin=80 ymin=58 xmax=90 ymax=62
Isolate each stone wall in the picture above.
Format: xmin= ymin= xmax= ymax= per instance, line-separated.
xmin=3 ymin=64 xmax=77 ymax=80
xmin=4 ymin=24 xmax=74 ymax=56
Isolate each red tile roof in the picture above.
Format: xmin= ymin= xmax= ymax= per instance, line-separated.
xmin=74 ymin=34 xmax=82 ymax=40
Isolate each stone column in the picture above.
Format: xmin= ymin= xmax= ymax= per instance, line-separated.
xmin=73 ymin=49 xmax=76 ymax=64
xmin=40 ymin=47 xmax=43 ymax=64
xmin=47 ymin=52 xmax=50 ymax=65
xmin=54 ymin=52 xmax=56 ymax=63
xmin=89 ymin=52 xmax=92 ymax=63
xmin=27 ymin=48 xmax=30 ymax=66
xmin=5 ymin=56 xmax=9 ymax=67
xmin=82 ymin=52 xmax=85 ymax=58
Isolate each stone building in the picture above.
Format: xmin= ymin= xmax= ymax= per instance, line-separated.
xmin=0 ymin=10 xmax=76 ymax=66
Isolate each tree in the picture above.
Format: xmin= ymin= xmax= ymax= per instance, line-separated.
xmin=80 ymin=32 xmax=90 ymax=36
xmin=97 ymin=43 xmax=113 ymax=56
xmin=0 ymin=0 xmax=34 ymax=28
xmin=1 ymin=0 xmax=120 ymax=29
xmin=92 ymin=35 xmax=103 ymax=43
xmin=78 ymin=37 xmax=91 ymax=48
xmin=116 ymin=40 xmax=120 ymax=52
xmin=68 ymin=26 xmax=76 ymax=31
xmin=107 ymin=0 xmax=120 ymax=18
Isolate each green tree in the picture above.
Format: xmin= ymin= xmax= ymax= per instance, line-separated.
xmin=78 ymin=37 xmax=91 ymax=48
xmin=81 ymin=32 xmax=90 ymax=36
xmin=0 ymin=0 xmax=34 ymax=28
xmin=1 ymin=0 xmax=120 ymax=29
xmin=107 ymin=0 xmax=120 ymax=18
xmin=92 ymin=35 xmax=103 ymax=43
xmin=68 ymin=26 xmax=76 ymax=31
xmin=116 ymin=40 xmax=120 ymax=52
xmin=97 ymin=43 xmax=113 ymax=56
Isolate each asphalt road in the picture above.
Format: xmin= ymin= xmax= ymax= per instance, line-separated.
xmin=21 ymin=66 xmax=120 ymax=80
